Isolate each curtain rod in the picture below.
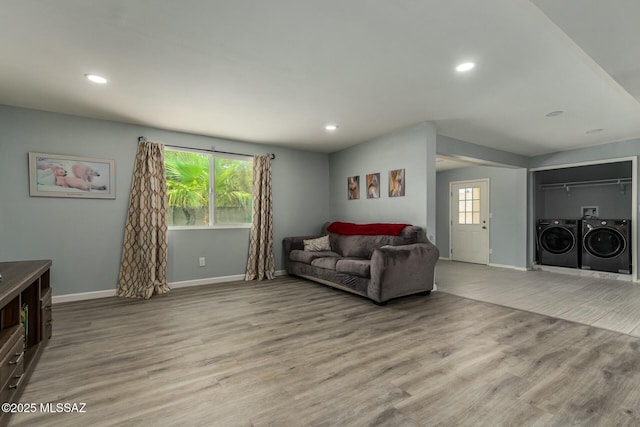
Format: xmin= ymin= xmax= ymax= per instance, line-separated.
xmin=137 ymin=136 xmax=275 ymax=159
xmin=538 ymin=177 xmax=631 ymax=190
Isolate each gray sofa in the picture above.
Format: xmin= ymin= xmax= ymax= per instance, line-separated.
xmin=283 ymin=222 xmax=439 ymax=304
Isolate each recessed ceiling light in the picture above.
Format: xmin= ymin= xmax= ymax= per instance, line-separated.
xmin=325 ymin=124 xmax=338 ymax=131
xmin=586 ymin=128 xmax=604 ymax=134
xmin=85 ymin=74 xmax=108 ymax=84
xmin=545 ymin=110 xmax=564 ymax=117
xmin=456 ymin=62 xmax=475 ymax=72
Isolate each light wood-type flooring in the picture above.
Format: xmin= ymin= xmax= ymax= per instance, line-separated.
xmin=9 ymin=273 xmax=640 ymax=426
xmin=436 ymin=260 xmax=640 ymax=337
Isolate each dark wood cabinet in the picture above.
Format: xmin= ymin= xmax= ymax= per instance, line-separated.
xmin=0 ymin=260 xmax=52 ymax=422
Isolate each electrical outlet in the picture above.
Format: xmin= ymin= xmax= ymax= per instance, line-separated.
xmin=199 ymin=257 xmax=206 ymax=267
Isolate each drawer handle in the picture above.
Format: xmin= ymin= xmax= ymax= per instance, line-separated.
xmin=8 ymin=374 xmax=23 ymax=389
xmin=9 ymin=351 xmax=24 ymax=366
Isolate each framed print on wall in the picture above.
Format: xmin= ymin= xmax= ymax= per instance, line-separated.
xmin=29 ymin=152 xmax=116 ymax=199
xmin=389 ymin=168 xmax=405 ymax=197
xmin=366 ymin=173 xmax=380 ymax=199
xmin=348 ymin=175 xmax=360 ymax=200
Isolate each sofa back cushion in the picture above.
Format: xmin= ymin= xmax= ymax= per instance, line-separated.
xmin=398 ymin=225 xmax=427 ymax=242
xmin=330 ymin=234 xmax=406 ymax=258
xmin=321 ymin=222 xmax=426 ymax=258
xmin=326 ymin=222 xmax=410 ymax=236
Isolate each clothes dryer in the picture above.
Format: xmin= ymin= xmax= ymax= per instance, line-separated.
xmin=581 ymin=219 xmax=631 ymax=274
xmin=537 ymin=219 xmax=580 ymax=268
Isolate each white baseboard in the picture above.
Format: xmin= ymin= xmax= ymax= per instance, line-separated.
xmin=53 ymin=269 xmax=288 ymax=304
xmin=169 ymin=274 xmax=246 ymax=289
xmin=53 ymin=289 xmax=116 ymax=304
xmin=439 ymin=256 xmax=450 ymax=261
xmin=438 ymin=258 xmax=526 ymax=272
xmin=488 ymin=263 xmax=528 ymax=271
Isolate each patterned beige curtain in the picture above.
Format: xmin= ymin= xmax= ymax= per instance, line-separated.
xmin=116 ymin=141 xmax=170 ymax=299
xmin=245 ymin=155 xmax=275 ymax=280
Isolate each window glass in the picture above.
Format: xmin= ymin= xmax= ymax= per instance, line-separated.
xmin=214 ymin=157 xmax=253 ymax=224
xmin=165 ymin=149 xmax=252 ymax=227
xmin=457 ymin=186 xmax=481 ymax=225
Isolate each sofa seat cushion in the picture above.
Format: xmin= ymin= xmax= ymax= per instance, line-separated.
xmin=290 ymin=250 xmax=341 ymax=264
xmin=336 ymin=258 xmax=371 ymax=278
xmin=311 ymin=257 xmax=340 ymax=270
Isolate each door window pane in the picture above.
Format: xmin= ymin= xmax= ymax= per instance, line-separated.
xmin=457 ymin=186 xmax=481 ymax=225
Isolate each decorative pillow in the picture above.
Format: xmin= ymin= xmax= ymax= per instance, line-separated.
xmin=303 ymin=235 xmax=331 ymax=252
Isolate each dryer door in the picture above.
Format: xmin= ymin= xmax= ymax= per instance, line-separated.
xmin=539 ymin=226 xmax=575 ymax=254
xmin=584 ymin=228 xmax=626 ymax=259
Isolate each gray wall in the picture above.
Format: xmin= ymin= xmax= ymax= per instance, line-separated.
xmin=437 ymin=134 xmax=528 ymax=168
xmin=437 ymin=165 xmax=528 ymax=268
xmin=328 ymin=122 xmax=437 ymax=239
xmin=529 ymin=139 xmax=640 ymax=169
xmin=537 ymin=187 xmax=632 ymax=220
xmin=0 ymin=105 xmax=330 ymax=295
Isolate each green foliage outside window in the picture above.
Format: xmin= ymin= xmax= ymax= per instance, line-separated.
xmin=165 ymin=150 xmax=252 ymax=226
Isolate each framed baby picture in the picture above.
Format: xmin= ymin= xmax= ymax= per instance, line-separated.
xmin=29 ymin=152 xmax=116 ymax=199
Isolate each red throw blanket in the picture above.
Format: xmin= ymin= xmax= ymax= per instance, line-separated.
xmin=327 ymin=221 xmax=411 ymax=236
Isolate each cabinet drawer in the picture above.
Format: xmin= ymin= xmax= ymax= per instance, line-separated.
xmin=40 ymin=288 xmax=52 ymax=309
xmin=40 ymin=311 xmax=52 ymax=340
xmin=0 ymin=327 xmax=23 ymax=362
xmin=42 ymin=318 xmax=52 ymax=341
xmin=0 ymin=360 xmax=24 ymax=404
xmin=40 ymin=288 xmax=53 ymax=340
xmin=41 ymin=288 xmax=52 ymax=300
xmin=0 ymin=333 xmax=24 ymax=392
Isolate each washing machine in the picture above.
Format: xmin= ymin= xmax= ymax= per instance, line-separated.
xmin=537 ymin=219 xmax=581 ymax=268
xmin=581 ymin=219 xmax=632 ymax=274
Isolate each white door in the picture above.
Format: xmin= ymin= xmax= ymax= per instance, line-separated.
xmin=450 ymin=179 xmax=490 ymax=264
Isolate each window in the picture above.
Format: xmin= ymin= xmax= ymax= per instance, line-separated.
xmin=458 ymin=187 xmax=480 ymax=225
xmin=164 ymin=149 xmax=253 ymax=227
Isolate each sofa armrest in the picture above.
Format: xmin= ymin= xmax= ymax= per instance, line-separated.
xmin=369 ymin=242 xmax=440 ymax=303
xmin=282 ymin=235 xmax=325 ymax=272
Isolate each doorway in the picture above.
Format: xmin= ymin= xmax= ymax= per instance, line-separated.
xmin=450 ymin=179 xmax=490 ymax=264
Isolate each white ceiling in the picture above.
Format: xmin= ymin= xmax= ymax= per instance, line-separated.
xmin=1 ymin=0 xmax=639 ymax=156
